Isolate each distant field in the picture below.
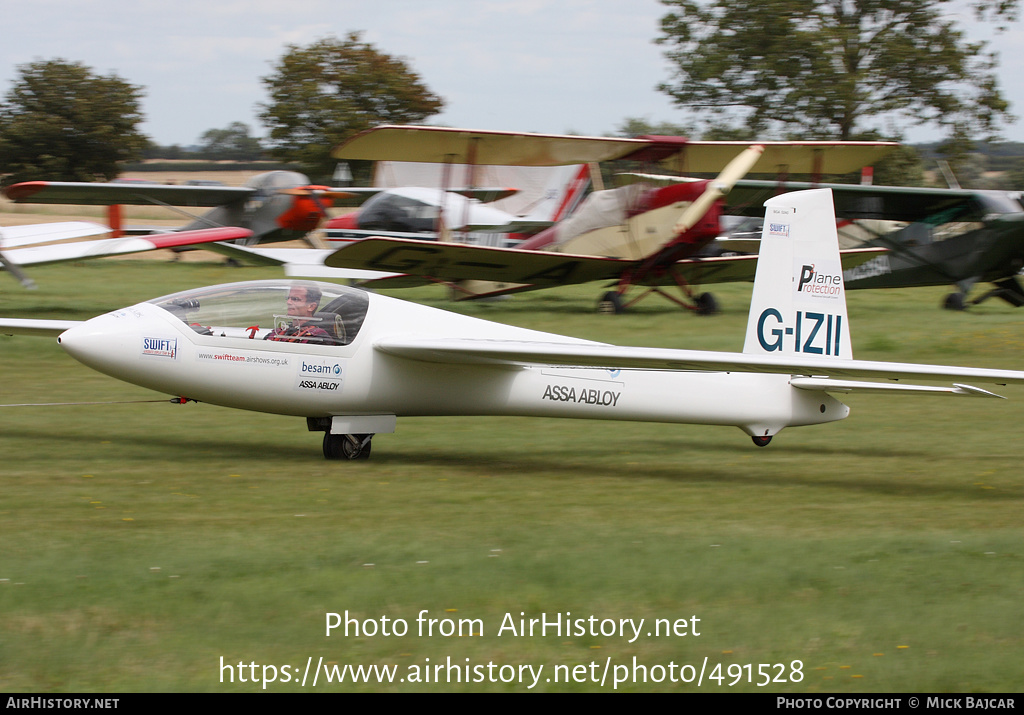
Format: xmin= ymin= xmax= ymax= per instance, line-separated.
xmin=2 ymin=260 xmax=1024 ymax=692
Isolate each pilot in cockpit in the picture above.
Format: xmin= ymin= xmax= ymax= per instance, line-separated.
xmin=265 ymin=284 xmax=333 ymax=344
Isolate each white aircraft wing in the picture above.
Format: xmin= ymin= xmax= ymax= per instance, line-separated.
xmin=4 ymin=227 xmax=253 ymax=267
xmin=374 ymin=337 xmax=1024 ymax=394
xmin=1 ymin=221 xmax=110 ymax=248
xmin=199 ymin=243 xmax=398 ymax=280
xmin=0 ymin=318 xmax=83 ymax=337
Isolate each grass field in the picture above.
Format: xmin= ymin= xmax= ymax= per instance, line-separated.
xmin=2 ymin=259 xmax=1024 ymax=692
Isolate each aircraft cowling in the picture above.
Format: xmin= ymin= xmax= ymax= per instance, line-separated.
xmin=276 ymin=187 xmax=334 ymax=232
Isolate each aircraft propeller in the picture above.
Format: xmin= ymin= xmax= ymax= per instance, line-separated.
xmin=671 ymin=144 xmax=765 ymax=238
xmin=272 ymin=187 xmax=354 ymax=247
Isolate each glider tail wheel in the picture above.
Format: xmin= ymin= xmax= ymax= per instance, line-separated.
xmin=323 ymin=433 xmax=373 ymax=460
xmin=751 ymin=435 xmax=773 ymax=447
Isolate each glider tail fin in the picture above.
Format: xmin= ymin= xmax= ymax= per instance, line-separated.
xmin=742 ymin=188 xmax=852 ymax=360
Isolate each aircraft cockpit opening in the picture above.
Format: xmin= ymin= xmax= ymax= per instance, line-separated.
xmin=148 ymin=280 xmax=369 ymax=346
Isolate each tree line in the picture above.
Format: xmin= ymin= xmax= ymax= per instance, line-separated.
xmin=1 ymin=4 xmax=1021 ymax=188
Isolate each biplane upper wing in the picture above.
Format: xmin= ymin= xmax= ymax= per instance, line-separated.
xmin=324 ymin=237 xmax=883 ymax=293
xmin=333 ymin=126 xmax=897 ymax=175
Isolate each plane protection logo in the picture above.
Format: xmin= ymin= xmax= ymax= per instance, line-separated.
xmin=296 ymin=359 xmax=344 ymax=393
xmin=795 ymin=262 xmax=843 ymax=301
xmin=142 ymin=336 xmax=178 ymax=359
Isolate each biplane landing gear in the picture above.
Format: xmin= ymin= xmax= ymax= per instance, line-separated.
xmin=695 ymin=292 xmax=719 ymax=316
xmin=598 ymin=291 xmax=626 ymax=314
xmin=943 ymin=292 xmax=966 ymax=311
xmin=323 ymin=433 xmax=373 ymax=460
xmin=751 ymin=435 xmax=773 ymax=447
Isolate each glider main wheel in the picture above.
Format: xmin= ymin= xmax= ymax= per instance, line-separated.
xmin=943 ymin=292 xmax=966 ymax=311
xmin=598 ymin=291 xmax=626 ymax=314
xmin=695 ymin=292 xmax=719 ymax=316
xmin=323 ymin=433 xmax=373 ymax=460
xmin=751 ymin=435 xmax=772 ymax=447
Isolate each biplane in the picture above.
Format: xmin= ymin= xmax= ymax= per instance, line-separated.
xmin=326 ymin=126 xmax=896 ymax=313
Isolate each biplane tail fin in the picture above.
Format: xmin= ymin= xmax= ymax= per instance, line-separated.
xmin=742 ymin=188 xmax=852 ymax=360
xmin=520 ymin=164 xmax=591 ymax=223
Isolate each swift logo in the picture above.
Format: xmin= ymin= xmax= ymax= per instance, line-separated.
xmin=756 ymin=308 xmax=843 ymax=356
xmin=142 ymin=337 xmax=177 ymax=358
xmin=796 ymin=264 xmax=842 ymax=298
xmin=768 ymin=223 xmax=790 ymax=237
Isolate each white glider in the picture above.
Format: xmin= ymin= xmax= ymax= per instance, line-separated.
xmin=3 ymin=189 xmax=1023 ymax=459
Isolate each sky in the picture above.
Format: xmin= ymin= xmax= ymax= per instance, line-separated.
xmin=1 ymin=0 xmax=1021 ymax=147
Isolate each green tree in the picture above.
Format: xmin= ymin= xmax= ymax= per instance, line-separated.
xmin=198 ymin=122 xmax=264 ymax=161
xmin=872 ymin=143 xmax=926 ymax=186
xmin=656 ymin=0 xmax=1017 ymax=142
xmin=613 ymin=116 xmax=698 ymax=138
xmin=0 ymin=59 xmax=147 ymax=186
xmin=1005 ymin=159 xmax=1024 ymax=190
xmin=259 ymin=32 xmax=444 ymax=181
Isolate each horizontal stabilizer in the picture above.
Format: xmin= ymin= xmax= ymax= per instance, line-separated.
xmin=791 ymin=377 xmax=1005 ymax=398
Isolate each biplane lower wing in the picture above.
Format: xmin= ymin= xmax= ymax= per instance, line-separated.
xmin=324 ymin=236 xmax=884 ymax=294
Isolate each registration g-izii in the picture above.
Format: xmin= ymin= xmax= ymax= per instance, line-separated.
xmin=5 ymin=189 xmax=1024 ymax=460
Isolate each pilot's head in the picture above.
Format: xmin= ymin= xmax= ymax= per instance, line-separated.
xmin=286 ymin=284 xmax=321 ymax=318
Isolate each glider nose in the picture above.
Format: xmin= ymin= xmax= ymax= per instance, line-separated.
xmin=58 ymin=314 xmax=136 ymax=375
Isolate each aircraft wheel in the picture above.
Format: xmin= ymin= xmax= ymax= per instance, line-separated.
xmin=751 ymin=435 xmax=772 ymax=447
xmin=943 ymin=292 xmax=966 ymax=311
xmin=597 ymin=291 xmax=625 ymax=314
xmin=323 ymin=433 xmax=373 ymax=460
xmin=695 ymin=292 xmax=719 ymax=316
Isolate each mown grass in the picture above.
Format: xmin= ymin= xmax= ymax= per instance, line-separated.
xmin=2 ymin=260 xmax=1024 ymax=692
